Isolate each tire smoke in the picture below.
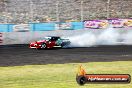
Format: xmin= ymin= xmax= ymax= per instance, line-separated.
xmin=68 ymin=27 xmax=132 ymax=47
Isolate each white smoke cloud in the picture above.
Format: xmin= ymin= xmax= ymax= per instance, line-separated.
xmin=68 ymin=27 xmax=132 ymax=47
xmin=3 ymin=26 xmax=132 ymax=46
xmin=97 ymin=29 xmax=120 ymax=45
xmin=69 ymin=32 xmax=97 ymax=47
xmin=122 ymin=31 xmax=132 ymax=45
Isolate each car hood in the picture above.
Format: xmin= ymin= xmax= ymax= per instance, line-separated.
xmin=30 ymin=40 xmax=47 ymax=44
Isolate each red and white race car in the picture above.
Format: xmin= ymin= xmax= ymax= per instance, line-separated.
xmin=29 ymin=36 xmax=70 ymax=49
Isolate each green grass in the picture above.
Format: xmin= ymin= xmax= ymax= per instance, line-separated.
xmin=0 ymin=61 xmax=132 ymax=88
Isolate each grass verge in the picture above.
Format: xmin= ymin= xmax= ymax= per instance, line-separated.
xmin=0 ymin=61 xmax=132 ymax=88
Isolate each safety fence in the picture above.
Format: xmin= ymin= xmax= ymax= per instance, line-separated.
xmin=0 ymin=22 xmax=84 ymax=32
xmin=0 ymin=18 xmax=132 ymax=32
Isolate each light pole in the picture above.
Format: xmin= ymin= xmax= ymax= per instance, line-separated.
xmin=107 ymin=0 xmax=110 ymax=19
xmin=56 ymin=1 xmax=59 ymax=22
xmin=4 ymin=1 xmax=8 ymax=23
xmin=30 ymin=0 xmax=34 ymax=22
xmin=80 ymin=0 xmax=84 ymax=22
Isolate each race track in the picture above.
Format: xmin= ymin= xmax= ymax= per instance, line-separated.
xmin=0 ymin=45 xmax=132 ymax=66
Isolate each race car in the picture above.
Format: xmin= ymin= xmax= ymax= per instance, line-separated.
xmin=29 ymin=36 xmax=70 ymax=49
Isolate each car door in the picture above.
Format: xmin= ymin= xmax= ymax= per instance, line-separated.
xmin=49 ymin=37 xmax=58 ymax=47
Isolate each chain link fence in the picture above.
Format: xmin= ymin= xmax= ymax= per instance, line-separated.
xmin=0 ymin=0 xmax=132 ymax=23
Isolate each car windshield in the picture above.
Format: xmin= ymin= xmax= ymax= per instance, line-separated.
xmin=38 ymin=37 xmax=51 ymax=41
xmin=50 ymin=37 xmax=60 ymax=41
xmin=39 ymin=37 xmax=61 ymax=41
xmin=44 ymin=37 xmax=51 ymax=40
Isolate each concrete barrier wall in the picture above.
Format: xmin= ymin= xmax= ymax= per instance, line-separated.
xmin=2 ymin=29 xmax=87 ymax=45
xmin=2 ymin=29 xmax=132 ymax=45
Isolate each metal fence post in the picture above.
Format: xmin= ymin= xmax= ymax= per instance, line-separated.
xmin=56 ymin=1 xmax=59 ymax=22
xmin=107 ymin=0 xmax=110 ymax=19
xmin=81 ymin=0 xmax=84 ymax=22
xmin=30 ymin=0 xmax=34 ymax=22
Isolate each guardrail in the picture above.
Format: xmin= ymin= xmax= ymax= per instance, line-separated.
xmin=0 ymin=19 xmax=132 ymax=32
xmin=0 ymin=22 xmax=84 ymax=32
xmin=0 ymin=24 xmax=15 ymax=32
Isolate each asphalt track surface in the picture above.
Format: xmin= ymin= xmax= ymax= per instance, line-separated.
xmin=0 ymin=45 xmax=132 ymax=66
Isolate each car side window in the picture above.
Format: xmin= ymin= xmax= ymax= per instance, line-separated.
xmin=50 ymin=37 xmax=59 ymax=41
xmin=50 ymin=37 xmax=54 ymax=41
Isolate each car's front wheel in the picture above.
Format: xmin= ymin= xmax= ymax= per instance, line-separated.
xmin=41 ymin=43 xmax=47 ymax=49
xmin=61 ymin=42 xmax=70 ymax=48
xmin=36 ymin=43 xmax=47 ymax=50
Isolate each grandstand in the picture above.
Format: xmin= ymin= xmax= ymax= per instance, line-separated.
xmin=0 ymin=0 xmax=132 ymax=23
